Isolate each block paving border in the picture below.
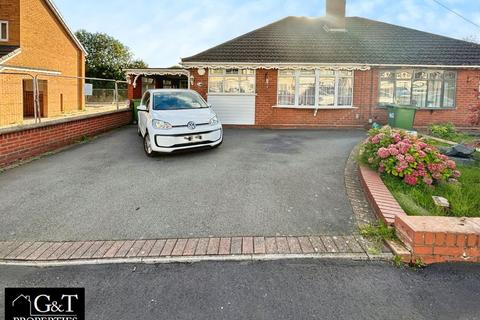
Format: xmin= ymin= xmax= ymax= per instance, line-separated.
xmin=344 ymin=144 xmax=379 ymax=229
xmin=0 ymin=235 xmax=386 ymax=264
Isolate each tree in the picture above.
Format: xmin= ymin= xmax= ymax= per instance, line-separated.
xmin=75 ymin=29 xmax=148 ymax=81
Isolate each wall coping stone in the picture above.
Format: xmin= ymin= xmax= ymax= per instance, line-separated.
xmin=0 ymin=108 xmax=131 ymax=136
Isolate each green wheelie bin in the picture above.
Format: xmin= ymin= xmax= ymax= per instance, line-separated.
xmin=386 ymin=104 xmax=417 ymax=130
xmin=131 ymin=99 xmax=142 ymax=124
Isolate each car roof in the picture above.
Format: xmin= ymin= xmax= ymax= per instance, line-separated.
xmin=148 ymin=89 xmax=194 ymax=93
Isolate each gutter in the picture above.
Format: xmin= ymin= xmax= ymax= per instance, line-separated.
xmin=0 ymin=64 xmax=61 ymax=75
xmin=180 ymin=62 xmax=370 ymax=70
xmin=181 ymin=61 xmax=480 ymax=69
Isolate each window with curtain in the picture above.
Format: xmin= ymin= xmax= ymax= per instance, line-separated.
xmin=278 ymin=70 xmax=296 ymax=105
xmin=379 ymin=69 xmax=456 ymax=108
xmin=208 ymin=69 xmax=255 ymax=94
xmin=338 ymin=71 xmax=353 ymax=106
xmin=277 ymin=69 xmax=354 ymax=108
xmin=298 ymin=70 xmax=315 ymax=106
xmin=318 ymin=70 xmax=335 ymax=106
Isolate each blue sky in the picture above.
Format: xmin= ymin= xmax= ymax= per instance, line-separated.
xmin=54 ymin=0 xmax=480 ymax=67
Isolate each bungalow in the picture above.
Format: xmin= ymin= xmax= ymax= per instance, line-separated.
xmin=127 ymin=0 xmax=480 ymax=128
xmin=0 ymin=0 xmax=87 ymax=126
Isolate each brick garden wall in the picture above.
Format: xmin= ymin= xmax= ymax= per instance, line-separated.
xmin=359 ymin=164 xmax=480 ymax=265
xmin=0 ymin=109 xmax=132 ymax=168
xmin=395 ymin=215 xmax=480 ymax=264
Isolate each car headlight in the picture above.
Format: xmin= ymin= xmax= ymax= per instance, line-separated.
xmin=152 ymin=119 xmax=172 ymax=129
xmin=209 ymin=115 xmax=219 ymax=126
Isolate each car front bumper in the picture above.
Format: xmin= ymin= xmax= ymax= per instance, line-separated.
xmin=152 ymin=127 xmax=223 ymax=152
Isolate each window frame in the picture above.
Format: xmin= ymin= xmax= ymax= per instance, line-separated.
xmin=207 ymin=68 xmax=256 ymax=95
xmin=276 ymin=69 xmax=355 ymax=109
xmin=0 ymin=21 xmax=8 ymax=42
xmin=378 ymin=69 xmax=457 ymax=109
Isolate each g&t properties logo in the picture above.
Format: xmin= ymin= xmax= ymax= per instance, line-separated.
xmin=5 ymin=288 xmax=85 ymax=320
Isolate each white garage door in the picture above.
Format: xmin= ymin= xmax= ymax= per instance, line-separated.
xmin=207 ymin=95 xmax=255 ymax=125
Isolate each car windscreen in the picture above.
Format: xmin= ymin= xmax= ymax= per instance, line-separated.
xmin=152 ymin=92 xmax=208 ymax=110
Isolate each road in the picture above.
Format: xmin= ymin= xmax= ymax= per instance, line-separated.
xmin=1 ymin=259 xmax=479 ymax=320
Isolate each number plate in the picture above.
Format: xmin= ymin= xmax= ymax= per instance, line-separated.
xmin=184 ymin=135 xmax=202 ymax=142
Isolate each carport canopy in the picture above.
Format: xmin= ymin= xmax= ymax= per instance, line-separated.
xmin=125 ymin=67 xmax=190 ymax=99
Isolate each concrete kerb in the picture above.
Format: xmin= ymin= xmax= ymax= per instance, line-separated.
xmin=0 ymin=252 xmax=378 ymax=268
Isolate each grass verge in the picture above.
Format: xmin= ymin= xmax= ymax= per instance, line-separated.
xmin=382 ymin=162 xmax=480 ymax=217
xmin=360 ymin=222 xmax=397 ymax=255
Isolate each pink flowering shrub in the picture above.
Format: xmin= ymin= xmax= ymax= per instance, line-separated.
xmin=361 ymin=126 xmax=460 ymax=186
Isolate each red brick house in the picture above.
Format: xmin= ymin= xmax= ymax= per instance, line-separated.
xmin=0 ymin=0 xmax=87 ymax=126
xmin=128 ymin=0 xmax=480 ymax=128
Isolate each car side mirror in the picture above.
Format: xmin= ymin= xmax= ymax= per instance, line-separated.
xmin=137 ymin=105 xmax=148 ymax=112
xmin=207 ymin=103 xmax=212 ymax=108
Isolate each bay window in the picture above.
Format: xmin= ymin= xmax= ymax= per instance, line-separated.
xmin=277 ymin=69 xmax=354 ymax=108
xmin=379 ymin=69 xmax=456 ymax=108
xmin=208 ymin=69 xmax=255 ymax=94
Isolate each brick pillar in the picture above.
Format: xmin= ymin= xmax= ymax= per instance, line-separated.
xmin=127 ymin=76 xmax=143 ymax=100
xmin=78 ymin=52 xmax=86 ymax=110
xmin=155 ymin=77 xmax=163 ymax=89
xmin=255 ymin=68 xmax=278 ymax=125
xmin=189 ymin=68 xmax=208 ymax=100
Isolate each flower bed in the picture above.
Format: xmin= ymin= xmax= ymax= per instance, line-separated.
xmin=360 ymin=126 xmax=480 ymax=218
xmin=361 ymin=126 xmax=460 ymax=186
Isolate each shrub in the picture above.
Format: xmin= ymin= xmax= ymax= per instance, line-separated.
xmin=468 ymin=104 xmax=480 ymax=126
xmin=361 ymin=126 xmax=460 ymax=186
xmin=429 ymin=123 xmax=456 ymax=140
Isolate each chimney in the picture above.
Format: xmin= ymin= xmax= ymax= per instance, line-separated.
xmin=326 ymin=0 xmax=346 ymax=30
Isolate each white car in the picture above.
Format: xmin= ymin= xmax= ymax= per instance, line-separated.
xmin=137 ymin=89 xmax=223 ymax=156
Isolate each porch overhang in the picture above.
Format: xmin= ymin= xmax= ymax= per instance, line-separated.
xmin=124 ymin=68 xmax=190 ymax=88
xmin=180 ymin=62 xmax=371 ymax=71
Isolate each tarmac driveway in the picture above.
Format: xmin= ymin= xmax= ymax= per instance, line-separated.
xmin=0 ymin=126 xmax=365 ymax=241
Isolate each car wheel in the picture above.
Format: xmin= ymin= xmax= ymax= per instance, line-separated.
xmin=144 ymin=132 xmax=155 ymax=157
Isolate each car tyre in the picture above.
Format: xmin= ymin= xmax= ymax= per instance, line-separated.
xmin=144 ymin=132 xmax=155 ymax=157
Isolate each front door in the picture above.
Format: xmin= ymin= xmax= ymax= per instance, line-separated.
xmin=23 ymin=79 xmax=47 ymax=118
